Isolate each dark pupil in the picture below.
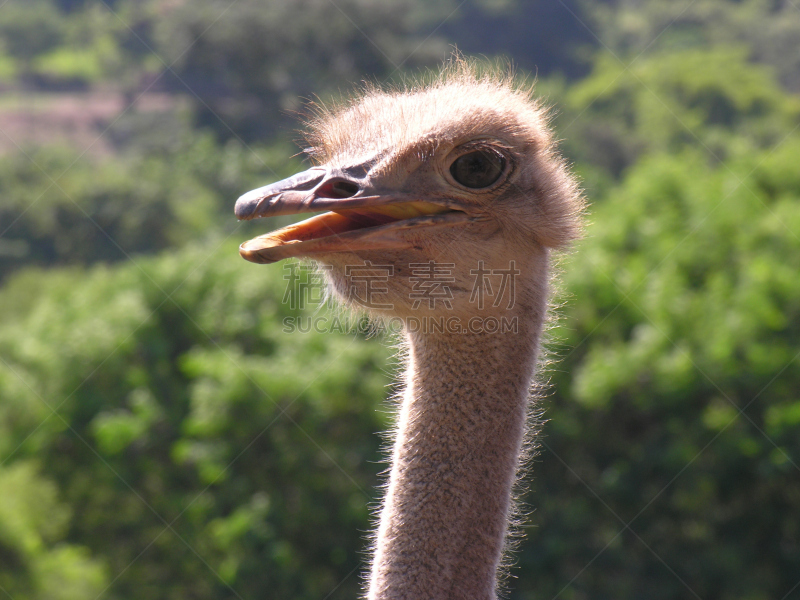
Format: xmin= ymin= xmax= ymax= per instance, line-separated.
xmin=450 ymin=150 xmax=505 ymax=188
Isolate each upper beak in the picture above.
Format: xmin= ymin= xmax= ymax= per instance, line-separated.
xmin=235 ymin=167 xmax=398 ymax=220
xmin=234 ymin=165 xmax=475 ymax=264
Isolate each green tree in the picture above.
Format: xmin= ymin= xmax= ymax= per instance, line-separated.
xmin=0 ymin=2 xmax=64 ymax=69
xmin=152 ymin=0 xmax=454 ymax=140
xmin=559 ymin=47 xmax=800 ymax=180
xmin=516 ymin=140 xmax=800 ymax=599
xmin=0 ymin=461 xmax=107 ymax=599
xmin=584 ymin=0 xmax=800 ymax=92
xmin=0 ymin=243 xmax=390 ymax=599
xmin=0 ymin=135 xmax=298 ymax=281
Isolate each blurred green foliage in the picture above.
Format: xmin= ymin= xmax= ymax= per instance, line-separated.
xmin=0 ymin=131 xmax=300 ymax=280
xmin=0 ymin=3 xmax=64 ymax=65
xmin=0 ymin=1 xmax=153 ymax=89
xmin=1 ymin=0 xmax=799 ymax=599
xmin=588 ymin=0 xmax=800 ymax=92
xmin=527 ymin=141 xmax=800 ymax=599
xmin=152 ymin=0 xmax=456 ymax=140
xmin=0 ymin=461 xmax=107 ymax=600
xmin=0 ymin=249 xmax=390 ymax=599
xmin=562 ymin=47 xmax=800 ymax=178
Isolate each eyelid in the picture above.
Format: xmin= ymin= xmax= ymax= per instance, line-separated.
xmin=446 ymin=141 xmax=511 ymax=166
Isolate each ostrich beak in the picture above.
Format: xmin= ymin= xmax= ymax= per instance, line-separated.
xmin=234 ymin=165 xmax=474 ymax=264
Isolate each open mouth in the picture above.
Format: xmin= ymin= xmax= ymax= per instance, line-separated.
xmin=239 ymin=202 xmax=465 ymax=264
xmin=235 ymin=167 xmax=472 ymax=264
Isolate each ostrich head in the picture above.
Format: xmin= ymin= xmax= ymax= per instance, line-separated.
xmin=235 ymin=62 xmax=583 ymax=321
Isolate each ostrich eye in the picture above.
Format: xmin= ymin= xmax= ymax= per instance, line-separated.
xmin=449 ymin=150 xmax=505 ymax=189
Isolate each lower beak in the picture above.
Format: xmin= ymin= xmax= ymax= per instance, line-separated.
xmin=234 ymin=167 xmax=472 ymax=264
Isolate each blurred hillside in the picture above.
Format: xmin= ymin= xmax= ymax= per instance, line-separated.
xmin=1 ymin=1 xmax=799 ymax=599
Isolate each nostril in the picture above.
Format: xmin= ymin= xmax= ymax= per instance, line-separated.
xmin=316 ymin=179 xmax=360 ymax=199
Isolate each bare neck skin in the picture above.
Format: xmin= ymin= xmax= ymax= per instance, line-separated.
xmin=368 ymin=306 xmax=545 ymax=599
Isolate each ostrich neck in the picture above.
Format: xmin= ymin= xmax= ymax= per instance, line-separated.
xmin=368 ymin=308 xmax=545 ymax=599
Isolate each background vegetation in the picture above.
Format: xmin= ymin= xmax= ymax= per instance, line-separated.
xmin=0 ymin=1 xmax=798 ymax=598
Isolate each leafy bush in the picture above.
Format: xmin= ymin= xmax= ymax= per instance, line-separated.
xmin=560 ymin=47 xmax=800 ymax=178
xmin=0 ymin=136 xmax=300 ymax=281
xmin=0 ymin=244 xmax=390 ymax=599
xmin=524 ymin=141 xmax=800 ymax=600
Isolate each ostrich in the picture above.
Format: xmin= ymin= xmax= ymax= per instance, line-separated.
xmin=234 ymin=61 xmax=584 ymax=599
